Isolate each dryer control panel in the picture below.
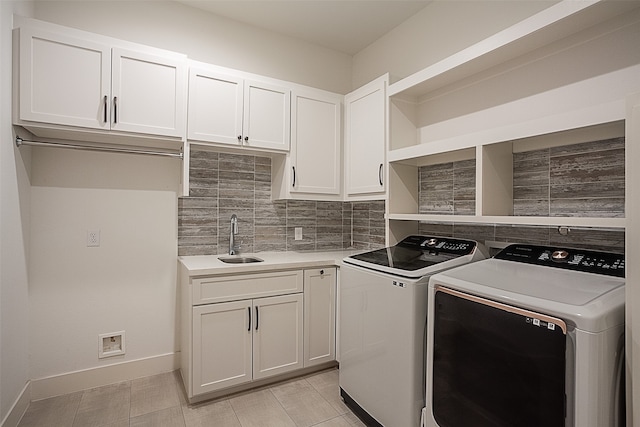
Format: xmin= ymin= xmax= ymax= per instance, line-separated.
xmin=495 ymin=244 xmax=624 ymax=277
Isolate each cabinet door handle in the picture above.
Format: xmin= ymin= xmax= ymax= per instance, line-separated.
xmin=255 ymin=306 xmax=259 ymax=330
xmin=378 ymin=163 xmax=383 ymax=186
xmin=320 ymin=269 xmax=324 ymax=275
xmin=113 ymin=96 xmax=118 ymax=124
xmin=292 ymin=166 xmax=296 ymax=187
xmin=244 ymin=136 xmax=249 ymax=143
xmin=248 ymin=307 xmax=251 ymax=332
xmin=237 ymin=135 xmax=242 ymax=142
xmin=103 ymin=95 xmax=108 ymax=123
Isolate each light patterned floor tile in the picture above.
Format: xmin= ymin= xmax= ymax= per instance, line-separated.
xmin=72 ymin=382 xmax=130 ymax=427
xmin=305 ymin=370 xmax=350 ymax=415
xmin=19 ymin=368 xmax=362 ymax=427
xmin=130 ymin=371 xmax=181 ymax=417
xmin=18 ymin=392 xmax=82 ymax=427
xmin=342 ymin=411 xmax=367 ymax=427
xmin=270 ymin=378 xmax=339 ymax=427
xmin=182 ymin=398 xmax=241 ymax=427
xmin=313 ymin=415 xmax=356 ymax=427
xmin=130 ymin=406 xmax=185 ymax=427
xmin=229 ymin=389 xmax=295 ymax=427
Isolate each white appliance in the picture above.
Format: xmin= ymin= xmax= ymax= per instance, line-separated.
xmin=340 ymin=235 xmax=487 ymax=427
xmin=424 ymin=243 xmax=625 ymax=427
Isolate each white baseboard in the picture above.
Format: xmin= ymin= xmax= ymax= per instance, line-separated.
xmin=30 ymin=352 xmax=180 ymax=401
xmin=1 ymin=381 xmax=31 ymax=427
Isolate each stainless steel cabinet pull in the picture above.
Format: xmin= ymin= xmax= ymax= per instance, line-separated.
xmin=378 ymin=163 xmax=383 ymax=186
xmin=255 ymin=306 xmax=259 ymax=330
xmin=113 ymin=96 xmax=118 ymax=124
xmin=103 ymin=95 xmax=108 ymax=123
xmin=292 ymin=166 xmax=296 ymax=187
xmin=248 ymin=307 xmax=251 ymax=332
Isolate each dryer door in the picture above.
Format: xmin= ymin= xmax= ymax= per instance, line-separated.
xmin=432 ymin=287 xmax=567 ymax=427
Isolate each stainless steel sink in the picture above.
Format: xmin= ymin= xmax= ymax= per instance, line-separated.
xmin=218 ymin=256 xmax=264 ymax=264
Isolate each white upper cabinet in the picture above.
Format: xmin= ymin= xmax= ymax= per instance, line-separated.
xmin=111 ymin=48 xmax=185 ymax=137
xmin=187 ymin=67 xmax=291 ymax=152
xmin=290 ymin=89 xmax=342 ymax=195
xmin=243 ymin=80 xmax=290 ymax=151
xmin=187 ymin=69 xmax=244 ymax=145
xmin=15 ymin=24 xmax=187 ymax=140
xmin=344 ymin=74 xmax=387 ymax=197
xmin=18 ymin=27 xmax=111 ymax=131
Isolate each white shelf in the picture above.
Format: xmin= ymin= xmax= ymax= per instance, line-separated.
xmin=384 ymin=1 xmax=637 ymax=244
xmin=388 ymin=99 xmax=626 ymax=164
xmin=388 ymin=0 xmax=638 ymax=100
xmin=387 ymin=214 xmax=625 ymax=229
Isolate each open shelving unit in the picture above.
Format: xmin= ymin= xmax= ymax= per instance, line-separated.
xmin=385 ymin=0 xmax=640 ymax=244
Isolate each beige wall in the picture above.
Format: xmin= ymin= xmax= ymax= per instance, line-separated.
xmin=352 ymin=0 xmax=558 ymax=88
xmin=33 ymin=0 xmax=352 ymax=94
xmin=28 ymin=148 xmax=181 ymax=383
xmin=1 ymin=1 xmax=34 ymax=424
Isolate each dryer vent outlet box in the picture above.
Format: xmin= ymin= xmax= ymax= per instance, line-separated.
xmin=99 ymin=332 xmax=125 ymax=358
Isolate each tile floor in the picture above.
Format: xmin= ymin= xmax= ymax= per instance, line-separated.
xmin=18 ymin=368 xmax=366 ymax=427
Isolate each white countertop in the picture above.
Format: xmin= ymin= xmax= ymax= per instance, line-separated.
xmin=179 ymin=249 xmax=363 ymax=276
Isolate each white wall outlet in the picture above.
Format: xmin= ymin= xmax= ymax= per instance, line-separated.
xmin=87 ymin=229 xmax=100 ymax=247
xmin=98 ymin=331 xmax=125 ymax=358
xmin=295 ymin=227 xmax=302 ymax=240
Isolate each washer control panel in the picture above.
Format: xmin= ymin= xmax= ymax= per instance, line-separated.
xmin=495 ymin=244 xmax=624 ymax=277
xmin=398 ymin=235 xmax=476 ymax=255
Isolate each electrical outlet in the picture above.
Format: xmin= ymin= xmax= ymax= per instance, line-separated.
xmin=98 ymin=331 xmax=125 ymax=358
xmin=87 ymin=230 xmax=100 ymax=247
xmin=295 ymin=227 xmax=302 ymax=240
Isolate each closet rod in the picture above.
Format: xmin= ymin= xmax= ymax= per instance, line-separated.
xmin=15 ymin=136 xmax=183 ymax=160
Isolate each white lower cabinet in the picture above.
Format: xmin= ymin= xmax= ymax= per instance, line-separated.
xmin=304 ymin=268 xmax=336 ymax=367
xmin=192 ymin=300 xmax=252 ymax=394
xmin=182 ymin=267 xmax=336 ymax=400
xmin=192 ymin=294 xmax=303 ymax=395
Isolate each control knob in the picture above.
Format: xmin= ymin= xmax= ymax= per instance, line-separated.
xmin=551 ymin=250 xmax=569 ymax=262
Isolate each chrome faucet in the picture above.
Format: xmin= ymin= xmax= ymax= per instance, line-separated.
xmin=229 ymin=214 xmax=238 ymax=255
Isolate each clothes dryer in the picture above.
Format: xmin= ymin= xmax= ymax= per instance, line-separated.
xmin=424 ymin=244 xmax=625 ymax=427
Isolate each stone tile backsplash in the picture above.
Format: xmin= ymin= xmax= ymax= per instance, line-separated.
xmin=181 ymin=135 xmax=625 ymax=256
xmin=419 ymin=159 xmax=476 ymax=215
xmin=416 ymin=136 xmax=625 ymax=253
xmin=513 ymin=137 xmax=625 ymax=217
xmin=418 ymin=221 xmax=625 ymax=254
xmin=178 ymin=149 xmax=385 ymax=256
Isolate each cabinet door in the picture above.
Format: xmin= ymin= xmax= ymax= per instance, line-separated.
xmin=345 ymin=75 xmax=387 ymax=195
xmin=187 ymin=68 xmax=244 ymax=145
xmin=253 ymin=294 xmax=303 ymax=380
xmin=243 ymin=80 xmax=291 ymax=151
xmin=291 ymin=90 xmax=341 ymax=195
xmin=111 ymin=47 xmax=186 ymax=137
xmin=192 ymin=300 xmax=252 ymax=395
xmin=18 ymin=27 xmax=111 ymax=130
xmin=304 ymin=268 xmax=336 ymax=367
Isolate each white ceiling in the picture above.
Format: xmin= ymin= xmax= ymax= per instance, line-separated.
xmin=176 ymin=0 xmax=432 ymax=55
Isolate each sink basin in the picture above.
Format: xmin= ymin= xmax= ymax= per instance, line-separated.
xmin=218 ymin=256 xmax=264 ymax=264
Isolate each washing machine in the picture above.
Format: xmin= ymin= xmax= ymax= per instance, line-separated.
xmin=339 ymin=235 xmax=487 ymax=427
xmin=424 ymin=243 xmax=625 ymax=427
